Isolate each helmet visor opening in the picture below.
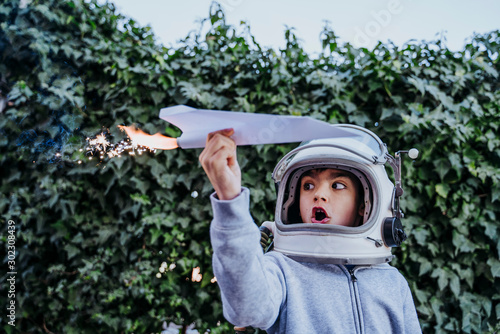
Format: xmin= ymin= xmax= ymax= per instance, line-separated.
xmin=282 ymin=165 xmax=373 ymax=228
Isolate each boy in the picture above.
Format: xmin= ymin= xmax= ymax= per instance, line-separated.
xmin=199 ymin=126 xmax=421 ymax=333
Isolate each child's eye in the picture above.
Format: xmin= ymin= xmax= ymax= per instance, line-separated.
xmin=303 ymin=183 xmax=315 ymax=190
xmin=332 ymin=182 xmax=346 ymax=190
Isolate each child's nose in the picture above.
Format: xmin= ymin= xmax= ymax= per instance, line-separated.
xmin=314 ymin=194 xmax=327 ymax=202
xmin=314 ymin=186 xmax=329 ymax=202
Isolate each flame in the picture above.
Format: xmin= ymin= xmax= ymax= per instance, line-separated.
xmin=118 ymin=125 xmax=178 ymax=150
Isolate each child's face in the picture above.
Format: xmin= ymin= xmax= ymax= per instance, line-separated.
xmin=299 ymin=169 xmax=363 ymax=227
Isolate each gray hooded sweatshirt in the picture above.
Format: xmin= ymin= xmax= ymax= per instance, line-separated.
xmin=210 ymin=188 xmax=422 ymax=333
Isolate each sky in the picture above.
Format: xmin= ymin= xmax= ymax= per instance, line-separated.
xmin=109 ymin=0 xmax=500 ymax=55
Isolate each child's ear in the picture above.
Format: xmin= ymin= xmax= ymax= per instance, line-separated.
xmin=358 ymin=203 xmax=365 ymax=217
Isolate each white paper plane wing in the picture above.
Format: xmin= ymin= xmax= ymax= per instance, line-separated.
xmin=159 ymin=105 xmax=354 ymax=148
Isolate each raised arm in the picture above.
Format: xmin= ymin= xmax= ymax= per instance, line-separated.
xmin=199 ymin=129 xmax=284 ymax=329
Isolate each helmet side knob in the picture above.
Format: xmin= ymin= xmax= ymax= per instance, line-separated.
xmin=383 ymin=217 xmax=407 ymax=247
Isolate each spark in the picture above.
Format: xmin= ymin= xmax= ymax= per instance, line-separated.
xmin=191 ymin=267 xmax=202 ymax=282
xmin=87 ymin=132 xmax=109 ymax=151
xmin=83 ymin=128 xmax=156 ymax=163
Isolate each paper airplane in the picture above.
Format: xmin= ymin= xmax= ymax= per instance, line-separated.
xmin=159 ymin=105 xmax=354 ymax=149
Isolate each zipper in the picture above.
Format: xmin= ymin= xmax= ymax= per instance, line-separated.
xmin=347 ymin=267 xmax=363 ymax=334
xmin=349 ymin=269 xmax=358 ymax=282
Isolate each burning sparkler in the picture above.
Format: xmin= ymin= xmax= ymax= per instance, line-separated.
xmin=84 ymin=127 xmax=160 ymax=161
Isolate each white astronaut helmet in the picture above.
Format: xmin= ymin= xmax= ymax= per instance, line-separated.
xmin=261 ymin=124 xmax=418 ymax=265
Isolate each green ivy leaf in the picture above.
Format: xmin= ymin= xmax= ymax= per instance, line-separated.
xmin=487 ymin=258 xmax=500 ymax=278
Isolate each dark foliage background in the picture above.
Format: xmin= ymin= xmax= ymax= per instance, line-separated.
xmin=0 ymin=0 xmax=499 ymax=333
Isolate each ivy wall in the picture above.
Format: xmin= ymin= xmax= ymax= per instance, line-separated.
xmin=0 ymin=0 xmax=499 ymax=333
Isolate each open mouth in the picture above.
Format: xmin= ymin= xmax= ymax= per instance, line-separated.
xmin=312 ymin=207 xmax=330 ymax=224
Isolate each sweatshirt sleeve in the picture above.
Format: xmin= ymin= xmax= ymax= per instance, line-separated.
xmin=210 ymin=188 xmax=285 ymax=329
xmin=403 ymin=284 xmax=422 ymax=333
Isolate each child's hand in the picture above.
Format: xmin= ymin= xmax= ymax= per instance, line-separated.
xmin=199 ymin=128 xmax=242 ymax=200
